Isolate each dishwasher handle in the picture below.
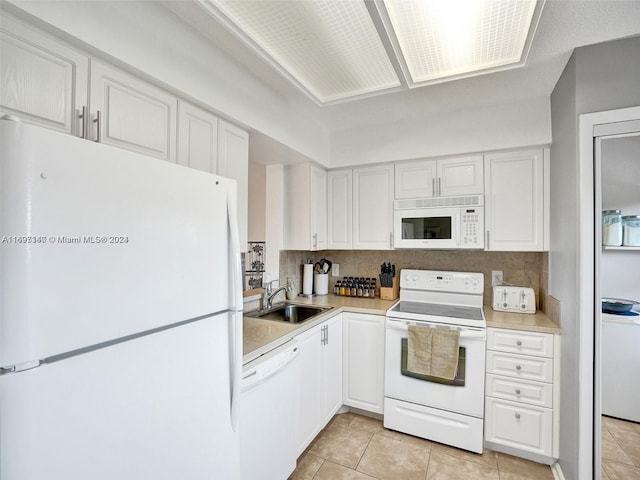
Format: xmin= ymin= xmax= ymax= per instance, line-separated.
xmin=242 ymin=342 xmax=300 ymax=390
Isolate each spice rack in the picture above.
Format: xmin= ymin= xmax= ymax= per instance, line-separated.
xmin=334 ymin=276 xmax=377 ymax=298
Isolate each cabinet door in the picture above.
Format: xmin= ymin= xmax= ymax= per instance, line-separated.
xmin=343 ymin=313 xmax=384 ymax=414
xmin=327 ymin=169 xmax=352 ymax=249
xmin=90 ymin=59 xmax=177 ymax=162
xmin=218 ymin=119 xmax=249 ymax=252
xmin=485 ymin=397 xmax=553 ymax=457
xmin=485 ymin=149 xmax=545 ymax=251
xmin=394 ymin=159 xmax=436 ymax=199
xmin=321 ymin=314 xmax=343 ymax=426
xmin=293 ymin=324 xmax=322 ymax=456
xmin=310 ymin=166 xmax=327 ymax=251
xmin=177 ymin=100 xmax=218 ymax=173
xmin=0 ymin=13 xmax=88 ymax=136
xmin=437 ymin=155 xmax=484 ymax=196
xmin=353 ymin=164 xmax=394 ymax=249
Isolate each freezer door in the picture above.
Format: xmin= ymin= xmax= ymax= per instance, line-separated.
xmin=0 ymin=121 xmax=235 ymax=366
xmin=0 ymin=313 xmax=240 ymax=480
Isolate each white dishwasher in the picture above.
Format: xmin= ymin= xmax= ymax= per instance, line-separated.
xmin=240 ymin=339 xmax=300 ymax=480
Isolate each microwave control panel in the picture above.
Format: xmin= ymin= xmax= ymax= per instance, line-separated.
xmin=461 ymin=208 xmax=484 ymax=248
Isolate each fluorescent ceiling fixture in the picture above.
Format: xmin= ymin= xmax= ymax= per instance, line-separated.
xmin=207 ymin=0 xmax=401 ymax=104
xmin=383 ymin=0 xmax=540 ymax=85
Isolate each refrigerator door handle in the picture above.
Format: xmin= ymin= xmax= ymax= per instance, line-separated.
xmin=227 ymin=182 xmax=243 ymax=433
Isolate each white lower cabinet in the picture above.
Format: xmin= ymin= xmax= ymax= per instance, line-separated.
xmin=294 ymin=314 xmax=343 ymax=455
xmin=484 ymin=328 xmax=560 ymax=463
xmin=342 ymin=313 xmax=384 ymax=414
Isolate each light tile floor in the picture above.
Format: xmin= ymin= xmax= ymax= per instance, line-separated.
xmin=601 ymin=415 xmax=640 ymax=480
xmin=290 ymin=412 xmax=554 ymax=480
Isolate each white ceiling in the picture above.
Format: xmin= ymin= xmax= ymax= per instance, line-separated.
xmin=166 ymin=0 xmax=640 ymax=163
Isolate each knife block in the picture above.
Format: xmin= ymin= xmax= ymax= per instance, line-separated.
xmin=379 ymin=276 xmax=399 ymax=300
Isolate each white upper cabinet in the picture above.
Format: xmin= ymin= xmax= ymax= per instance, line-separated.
xmin=353 ymin=164 xmax=394 ymax=250
xmin=395 ymin=155 xmax=483 ymax=198
xmin=177 ymin=100 xmax=218 ymax=174
xmin=327 ymin=169 xmax=353 ymax=249
xmin=484 ymin=148 xmax=549 ymax=251
xmin=90 ymin=59 xmax=178 ymax=163
xmin=217 ymin=119 xmax=249 ymax=252
xmin=284 ymin=163 xmax=327 ymax=251
xmin=0 ymin=13 xmax=88 ymax=137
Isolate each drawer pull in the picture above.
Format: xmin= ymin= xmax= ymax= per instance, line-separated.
xmin=515 ymin=413 xmax=521 ymax=420
xmin=515 ymin=389 xmax=521 ymax=395
xmin=516 ymin=365 xmax=522 ymax=371
xmin=516 ymin=340 xmax=522 ymax=346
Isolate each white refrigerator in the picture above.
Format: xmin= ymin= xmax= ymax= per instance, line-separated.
xmin=0 ymin=119 xmax=244 ymax=480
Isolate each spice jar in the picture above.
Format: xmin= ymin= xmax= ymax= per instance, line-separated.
xmin=623 ymin=215 xmax=640 ymax=246
xmin=602 ymin=210 xmax=622 ymax=246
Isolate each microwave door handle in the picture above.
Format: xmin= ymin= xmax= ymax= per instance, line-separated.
xmin=455 ymin=212 xmax=461 ymax=246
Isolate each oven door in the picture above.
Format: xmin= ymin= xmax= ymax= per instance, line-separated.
xmin=384 ymin=317 xmax=486 ymax=417
xmin=393 ymin=207 xmax=460 ymax=249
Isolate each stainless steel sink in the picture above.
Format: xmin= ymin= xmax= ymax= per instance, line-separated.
xmin=245 ymin=303 xmax=332 ymax=324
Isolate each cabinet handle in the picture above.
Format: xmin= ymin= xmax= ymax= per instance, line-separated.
xmin=313 ymin=233 xmax=318 ymax=249
xmin=515 ymin=413 xmax=521 ymax=420
xmin=486 ymin=231 xmax=490 ymax=250
xmin=516 ymin=340 xmax=522 ymax=346
xmin=93 ymin=110 xmax=102 ymax=143
xmin=78 ymin=106 xmax=86 ymax=139
xmin=325 ymin=325 xmax=329 ymax=345
xmin=438 ymin=177 xmax=441 ymax=196
xmin=432 ymin=178 xmax=435 ymax=196
xmin=390 ymin=232 xmax=393 ymax=249
xmin=515 ymin=389 xmax=521 ymax=395
xmin=515 ymin=365 xmax=522 ymax=371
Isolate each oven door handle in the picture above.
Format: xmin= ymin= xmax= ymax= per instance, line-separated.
xmin=385 ymin=319 xmax=486 ymax=339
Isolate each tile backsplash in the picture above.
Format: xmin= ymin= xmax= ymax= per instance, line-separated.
xmin=280 ymin=250 xmax=549 ymax=311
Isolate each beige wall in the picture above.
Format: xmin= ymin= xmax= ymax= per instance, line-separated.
xmin=280 ymin=250 xmax=548 ymax=309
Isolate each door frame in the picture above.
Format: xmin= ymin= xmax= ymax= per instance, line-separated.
xmin=577 ymin=105 xmax=640 ymax=479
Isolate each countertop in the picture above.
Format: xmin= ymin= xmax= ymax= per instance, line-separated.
xmin=243 ymin=295 xmax=561 ymax=364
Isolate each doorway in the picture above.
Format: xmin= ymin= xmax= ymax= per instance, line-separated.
xmin=578 ymin=107 xmax=640 ymax=480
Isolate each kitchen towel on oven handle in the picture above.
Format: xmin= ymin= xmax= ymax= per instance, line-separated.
xmin=386 ymin=319 xmax=485 ymax=339
xmin=407 ymin=324 xmax=460 ymax=380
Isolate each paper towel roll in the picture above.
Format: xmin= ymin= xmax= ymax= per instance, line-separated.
xmin=302 ymin=263 xmax=314 ymax=295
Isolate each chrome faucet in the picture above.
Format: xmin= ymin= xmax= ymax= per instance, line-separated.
xmin=263 ymin=280 xmax=287 ymax=310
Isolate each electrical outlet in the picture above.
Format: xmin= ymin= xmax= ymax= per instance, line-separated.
xmin=491 ymin=270 xmax=503 ymax=287
xmin=331 ymin=263 xmax=339 ymax=277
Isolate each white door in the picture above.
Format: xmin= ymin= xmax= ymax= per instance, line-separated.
xmin=177 ymin=100 xmax=218 ymax=173
xmin=484 ymin=149 xmax=546 ymax=251
xmin=310 ymin=165 xmax=328 ymax=250
xmin=395 ymin=159 xmax=436 ymax=198
xmin=0 ymin=13 xmax=88 ymax=136
xmin=294 ymin=323 xmax=322 ymax=455
xmin=0 ymin=121 xmax=231 ymax=365
xmin=353 ymin=164 xmax=394 ymax=249
xmin=89 ymin=59 xmax=177 ymax=162
xmin=321 ymin=315 xmax=343 ymax=425
xmin=437 ymin=155 xmax=484 ymax=196
xmin=0 ymin=314 xmax=241 ymax=480
xmin=327 ymin=169 xmax=352 ymax=249
xmin=343 ymin=313 xmax=385 ymax=414
xmin=218 ymin=119 xmax=249 ymax=252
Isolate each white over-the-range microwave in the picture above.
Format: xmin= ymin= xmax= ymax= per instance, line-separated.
xmin=393 ymin=195 xmax=484 ymax=249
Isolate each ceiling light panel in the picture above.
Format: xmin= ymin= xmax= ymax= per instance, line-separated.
xmin=384 ymin=0 xmax=538 ymax=84
xmin=210 ymin=0 xmax=401 ymax=103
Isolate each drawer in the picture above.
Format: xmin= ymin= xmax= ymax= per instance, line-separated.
xmin=486 ymin=374 xmax=553 ymax=408
xmin=487 ymin=329 xmax=553 ymax=358
xmin=485 ymin=397 xmax=552 ymax=457
xmin=486 ymin=351 xmax=553 ymax=383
